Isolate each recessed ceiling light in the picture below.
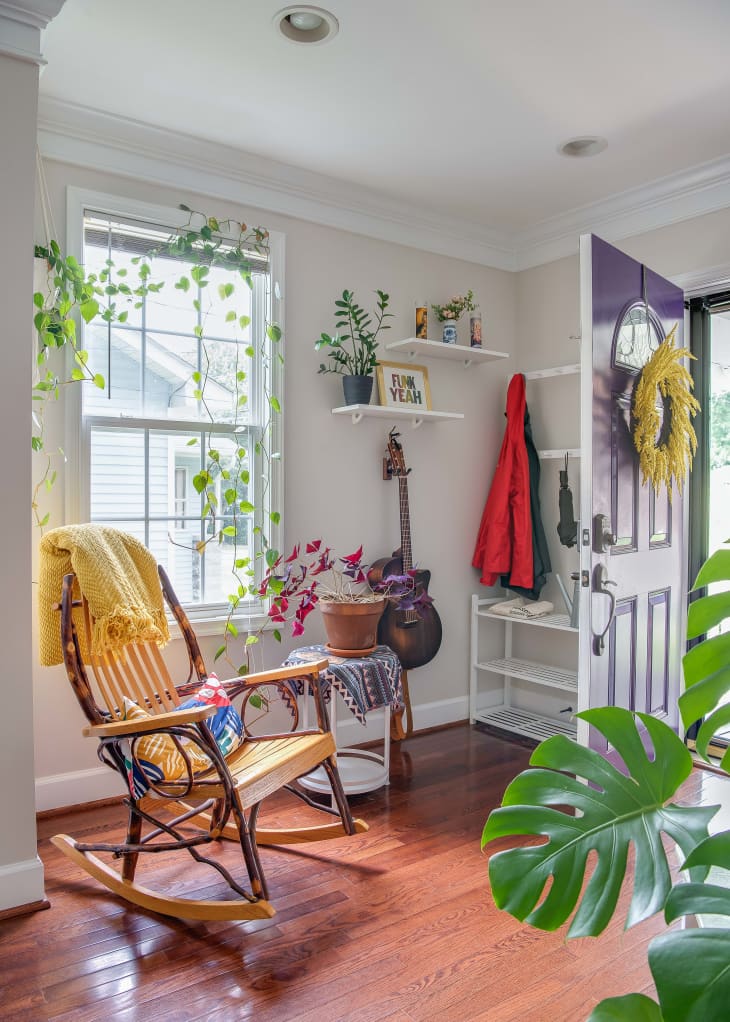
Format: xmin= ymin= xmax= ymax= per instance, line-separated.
xmin=557 ymin=136 xmax=608 ymax=158
xmin=274 ymin=6 xmax=339 ymax=44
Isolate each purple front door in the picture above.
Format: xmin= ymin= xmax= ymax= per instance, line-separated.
xmin=580 ymin=235 xmax=687 ymax=750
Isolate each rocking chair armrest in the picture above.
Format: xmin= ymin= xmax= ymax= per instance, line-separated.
xmin=216 ymin=658 xmax=331 ymax=697
xmin=82 ymin=704 xmax=216 ymax=738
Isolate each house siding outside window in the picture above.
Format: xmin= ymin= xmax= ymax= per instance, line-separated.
xmin=73 ymin=199 xmax=283 ymax=618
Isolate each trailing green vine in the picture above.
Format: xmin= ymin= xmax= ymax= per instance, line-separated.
xmin=32 ymin=241 xmax=108 ymax=527
xmin=33 ymin=205 xmax=282 ymax=675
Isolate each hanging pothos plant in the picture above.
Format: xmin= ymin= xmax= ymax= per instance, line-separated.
xmin=32 ymin=205 xmax=282 ymax=674
xmin=32 ymin=240 xmax=108 ymax=528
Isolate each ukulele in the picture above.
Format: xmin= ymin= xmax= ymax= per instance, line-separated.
xmin=368 ymin=430 xmax=442 ymax=674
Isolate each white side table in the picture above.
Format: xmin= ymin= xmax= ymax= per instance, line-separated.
xmin=281 ymin=644 xmax=402 ymax=796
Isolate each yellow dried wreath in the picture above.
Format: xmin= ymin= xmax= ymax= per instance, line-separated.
xmin=632 ymin=323 xmax=700 ymax=499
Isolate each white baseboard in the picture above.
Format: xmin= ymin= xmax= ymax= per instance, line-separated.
xmin=334 ymin=695 xmax=469 ymax=745
xmin=0 ymin=855 xmax=46 ymax=912
xmin=34 ymin=696 xmax=469 ymax=812
xmin=35 ymin=765 xmax=125 ymax=813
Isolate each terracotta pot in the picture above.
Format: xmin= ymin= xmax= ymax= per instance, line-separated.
xmin=319 ymin=598 xmax=386 ymax=657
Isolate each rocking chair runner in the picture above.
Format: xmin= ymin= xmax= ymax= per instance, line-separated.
xmin=52 ymin=564 xmax=367 ymax=922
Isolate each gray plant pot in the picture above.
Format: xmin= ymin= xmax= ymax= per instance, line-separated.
xmin=342 ymin=374 xmax=373 ymax=406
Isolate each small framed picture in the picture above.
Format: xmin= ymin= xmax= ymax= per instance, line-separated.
xmin=375 ymin=361 xmax=432 ymax=411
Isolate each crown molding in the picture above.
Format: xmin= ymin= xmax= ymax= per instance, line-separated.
xmin=0 ymin=1 xmax=65 ymax=63
xmin=37 ymin=97 xmax=517 ymax=271
xmin=36 ymin=97 xmax=730 ymax=275
xmin=669 ymin=261 xmax=730 ymax=297
xmin=512 ymin=154 xmax=730 ymax=270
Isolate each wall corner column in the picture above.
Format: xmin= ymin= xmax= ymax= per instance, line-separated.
xmin=0 ymin=0 xmax=66 ymax=914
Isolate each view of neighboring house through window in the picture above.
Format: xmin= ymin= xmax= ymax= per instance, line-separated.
xmin=81 ymin=211 xmax=275 ymax=611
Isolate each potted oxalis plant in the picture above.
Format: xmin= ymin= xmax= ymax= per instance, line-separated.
xmin=315 ymin=288 xmax=392 ymax=405
xmin=258 ymin=540 xmax=432 ymax=655
xmin=481 ymin=540 xmax=730 ymax=1022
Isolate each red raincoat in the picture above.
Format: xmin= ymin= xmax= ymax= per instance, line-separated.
xmin=472 ymin=373 xmax=533 ymax=588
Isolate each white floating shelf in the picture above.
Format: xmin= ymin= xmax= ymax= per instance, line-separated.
xmin=332 ymin=404 xmax=464 ymax=428
xmin=524 ymin=363 xmax=580 ymax=380
xmin=476 ymin=657 xmax=578 ymax=693
xmin=385 ymin=337 xmax=509 ymax=368
xmin=474 ymin=705 xmax=577 ymax=742
xmin=477 ymin=610 xmax=577 ymax=633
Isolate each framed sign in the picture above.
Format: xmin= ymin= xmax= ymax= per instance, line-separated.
xmin=375 ymin=361 xmax=432 ymax=411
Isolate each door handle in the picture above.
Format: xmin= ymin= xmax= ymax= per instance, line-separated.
xmin=592 ymin=564 xmax=617 ymax=656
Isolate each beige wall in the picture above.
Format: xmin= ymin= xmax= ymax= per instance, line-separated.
xmin=33 ymin=159 xmax=518 ymax=808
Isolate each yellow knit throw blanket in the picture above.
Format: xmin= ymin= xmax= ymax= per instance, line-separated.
xmin=38 ymin=524 xmax=170 ymax=666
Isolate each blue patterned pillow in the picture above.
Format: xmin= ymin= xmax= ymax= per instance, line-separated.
xmin=120 ymin=698 xmax=212 ymax=798
xmin=178 ymin=674 xmax=244 ymax=757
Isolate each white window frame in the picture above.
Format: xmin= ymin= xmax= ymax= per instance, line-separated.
xmin=65 ymin=188 xmax=285 ymax=630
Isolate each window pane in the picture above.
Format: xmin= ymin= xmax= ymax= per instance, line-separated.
xmin=90 ymin=428 xmax=145 ymax=519
xmin=145 ymin=255 xmax=200 ymax=335
xmin=148 ymin=430 xmax=202 ymax=518
xmin=204 ymin=265 xmax=253 ymax=342
xmin=84 ymin=325 xmax=143 ymax=417
xmin=201 ymin=339 xmax=251 ymax=424
xmin=147 ymin=522 xmax=202 ymax=605
xmin=144 ymin=333 xmax=199 ymax=419
xmin=84 ymin=233 xmax=144 ymax=330
xmin=202 ymin=519 xmax=252 ymax=605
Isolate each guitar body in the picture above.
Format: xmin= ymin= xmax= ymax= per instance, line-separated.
xmin=368 ymin=552 xmax=442 ymax=670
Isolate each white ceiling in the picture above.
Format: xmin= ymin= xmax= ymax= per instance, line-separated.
xmin=38 ymin=0 xmax=730 ymax=248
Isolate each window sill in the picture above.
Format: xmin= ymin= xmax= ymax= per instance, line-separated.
xmin=167 ymin=608 xmax=271 ymax=640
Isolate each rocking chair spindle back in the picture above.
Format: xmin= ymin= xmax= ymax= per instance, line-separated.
xmin=51 ymin=558 xmax=367 ymax=922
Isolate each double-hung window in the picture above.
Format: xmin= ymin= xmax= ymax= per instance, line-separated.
xmin=73 ymin=196 xmax=283 ymax=618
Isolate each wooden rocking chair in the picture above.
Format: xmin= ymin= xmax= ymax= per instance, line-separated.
xmin=51 ymin=566 xmax=367 ymax=922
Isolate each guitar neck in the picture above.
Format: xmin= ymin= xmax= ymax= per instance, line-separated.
xmin=398 ymin=476 xmax=413 ymax=573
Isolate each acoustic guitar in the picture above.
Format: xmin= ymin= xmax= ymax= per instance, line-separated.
xmin=368 ymin=430 xmax=442 ymax=736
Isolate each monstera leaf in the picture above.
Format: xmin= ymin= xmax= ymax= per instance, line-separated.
xmin=587 ymin=834 xmax=730 ymax=1022
xmin=587 ymin=993 xmax=663 ymax=1021
xmin=648 ymin=929 xmax=730 ymax=1022
xmin=665 ymin=832 xmax=730 ymax=922
xmin=482 ymin=706 xmax=717 ymax=938
xmin=681 ymin=543 xmax=730 ymax=772
xmin=641 ymin=831 xmax=730 ymax=1022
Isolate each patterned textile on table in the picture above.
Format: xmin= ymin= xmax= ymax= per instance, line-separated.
xmin=281 ymin=644 xmax=402 ymax=725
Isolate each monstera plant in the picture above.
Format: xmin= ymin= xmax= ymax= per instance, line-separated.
xmin=482 ymin=542 xmax=730 ymax=1022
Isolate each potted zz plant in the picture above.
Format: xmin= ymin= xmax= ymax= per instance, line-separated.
xmin=259 ymin=540 xmax=431 ymax=656
xmin=315 ymin=289 xmax=392 ymax=405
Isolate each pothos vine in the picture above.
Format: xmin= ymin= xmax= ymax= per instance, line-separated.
xmin=33 ymin=205 xmax=282 ymax=675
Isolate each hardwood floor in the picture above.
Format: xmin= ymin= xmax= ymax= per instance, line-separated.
xmin=1 ymin=724 xmax=724 ymax=1021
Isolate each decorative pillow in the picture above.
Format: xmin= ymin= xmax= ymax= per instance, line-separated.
xmin=121 ymin=698 xmax=212 ymax=798
xmin=178 ymin=674 xmax=244 ymax=757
